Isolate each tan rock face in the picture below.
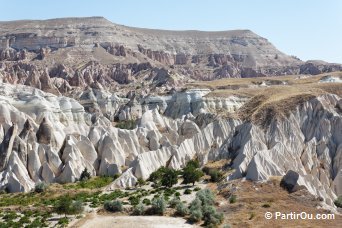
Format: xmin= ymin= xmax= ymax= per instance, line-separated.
xmin=0 ymin=17 xmax=340 ymax=95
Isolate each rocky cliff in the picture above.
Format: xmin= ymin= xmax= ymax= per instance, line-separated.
xmin=0 ymin=17 xmax=341 ymax=95
xmin=0 ymin=77 xmax=341 ymax=209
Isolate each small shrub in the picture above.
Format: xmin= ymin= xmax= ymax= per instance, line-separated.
xmin=136 ymin=178 xmax=146 ymax=187
xmin=202 ymin=166 xmax=210 ymax=175
xmin=164 ymin=195 xmax=170 ymax=202
xmin=18 ymin=215 xmax=30 ymax=224
xmin=70 ymin=200 xmax=84 ymax=215
xmin=80 ymin=168 xmax=91 ymax=181
xmin=249 ymin=212 xmax=256 ymax=220
xmin=128 ymin=196 xmax=140 ymax=206
xmin=104 ymin=200 xmax=123 ymax=212
xmin=58 ymin=217 xmax=69 ymax=226
xmin=262 ymin=203 xmax=271 ymax=208
xmin=189 ymin=197 xmax=202 ymax=211
xmin=209 ymin=169 xmax=223 ymax=182
xmin=142 ymin=198 xmax=151 ymax=205
xmin=151 ymin=196 xmax=166 ymax=215
xmin=189 ymin=208 xmax=202 ymax=222
xmin=334 ymin=195 xmax=342 ymax=208
xmin=54 ymin=196 xmax=83 ymax=216
xmin=184 ymin=189 xmax=192 ymax=195
xmin=174 ymin=192 xmax=181 ymax=197
xmin=169 ymin=197 xmax=181 ymax=208
xmin=133 ymin=202 xmax=145 ymax=215
xmin=34 ymin=182 xmax=48 ymax=193
xmin=194 ymin=187 xmax=201 ymax=191
xmin=113 ymin=174 xmax=120 ymax=180
xmin=175 ymin=201 xmax=188 ymax=216
xmin=115 ymin=119 xmax=136 ymax=130
xmin=229 ymin=195 xmax=237 ymax=204
xmin=196 ymin=189 xmax=215 ymax=206
xmin=202 ymin=205 xmax=223 ymax=226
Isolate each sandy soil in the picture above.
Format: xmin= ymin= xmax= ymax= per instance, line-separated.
xmin=74 ymin=215 xmax=197 ymax=228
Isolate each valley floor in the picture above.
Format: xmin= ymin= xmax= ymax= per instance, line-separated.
xmin=74 ymin=215 xmax=196 ymax=228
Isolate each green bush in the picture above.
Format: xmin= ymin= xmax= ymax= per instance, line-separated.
xmin=334 ymin=195 xmax=342 ymax=208
xmin=151 ymin=196 xmax=166 ymax=215
xmin=189 ymin=197 xmax=202 ymax=211
xmin=188 ymin=190 xmax=220 ymax=224
xmin=80 ymin=168 xmax=91 ymax=181
xmin=54 ymin=196 xmax=84 ymax=216
xmin=202 ymin=167 xmax=210 ymax=175
xmin=136 ymin=178 xmax=146 ymax=187
xmin=18 ymin=216 xmax=30 ymax=225
xmin=116 ymin=119 xmax=136 ymax=130
xmin=70 ymin=200 xmax=84 ymax=215
xmin=184 ymin=189 xmax=192 ymax=195
xmin=194 ymin=187 xmax=201 ymax=191
xmin=34 ymin=182 xmax=48 ymax=193
xmin=209 ymin=169 xmax=223 ymax=182
xmin=196 ymin=189 xmax=215 ymax=206
xmin=262 ymin=203 xmax=270 ymax=208
xmin=175 ymin=201 xmax=188 ymax=216
xmin=65 ymin=176 xmax=113 ymax=189
xmin=104 ymin=200 xmax=123 ymax=212
xmin=58 ymin=217 xmax=69 ymax=226
xmin=142 ymin=198 xmax=151 ymax=205
xmin=128 ymin=196 xmax=140 ymax=206
xmin=133 ymin=202 xmax=145 ymax=215
xmin=229 ymin=195 xmax=237 ymax=204
xmin=169 ymin=197 xmax=181 ymax=208
xmin=202 ymin=205 xmax=223 ymax=226
xmin=189 ymin=208 xmax=202 ymax=222
xmin=174 ymin=192 xmax=181 ymax=197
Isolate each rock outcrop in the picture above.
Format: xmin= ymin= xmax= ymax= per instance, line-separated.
xmin=0 ymin=17 xmax=340 ymax=95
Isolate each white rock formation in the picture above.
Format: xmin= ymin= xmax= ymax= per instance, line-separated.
xmin=0 ymin=82 xmax=340 ymax=209
xmin=105 ymin=168 xmax=137 ymax=190
xmin=223 ymin=95 xmax=341 ymax=206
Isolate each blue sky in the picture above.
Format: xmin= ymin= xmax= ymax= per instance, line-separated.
xmin=1 ymin=0 xmax=341 ymax=63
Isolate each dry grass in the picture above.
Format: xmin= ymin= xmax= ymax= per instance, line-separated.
xmin=217 ymin=179 xmax=342 ymax=228
xmin=187 ymin=72 xmax=342 ymax=127
xmin=187 ymin=72 xmax=342 ymax=91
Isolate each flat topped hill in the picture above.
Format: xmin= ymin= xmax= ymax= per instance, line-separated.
xmin=0 ymin=17 xmax=340 ymax=84
xmin=0 ymin=17 xmax=298 ymax=67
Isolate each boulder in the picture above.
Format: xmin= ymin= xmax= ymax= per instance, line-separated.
xmin=280 ymin=170 xmax=303 ymax=193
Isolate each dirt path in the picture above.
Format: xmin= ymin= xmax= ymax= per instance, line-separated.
xmin=72 ymin=215 xmax=196 ymax=228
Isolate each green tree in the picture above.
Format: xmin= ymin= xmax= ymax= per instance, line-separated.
xmin=148 ymin=167 xmax=167 ymax=183
xmin=136 ymin=178 xmax=146 ymax=187
xmin=161 ymin=168 xmax=178 ymax=188
xmin=182 ymin=166 xmax=204 ymax=186
xmin=80 ymin=168 xmax=91 ymax=181
xmin=186 ymin=159 xmax=200 ymax=169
